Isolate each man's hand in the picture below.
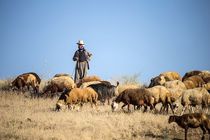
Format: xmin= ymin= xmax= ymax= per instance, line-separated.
xmin=88 ymin=53 xmax=92 ymax=57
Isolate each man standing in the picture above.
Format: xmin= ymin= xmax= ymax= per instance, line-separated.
xmin=73 ymin=40 xmax=92 ymax=84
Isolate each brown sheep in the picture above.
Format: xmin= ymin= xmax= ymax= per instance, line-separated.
xmin=53 ymin=73 xmax=71 ymax=78
xmin=42 ymin=75 xmax=75 ymax=98
xmin=11 ymin=72 xmax=41 ymax=93
xmin=181 ymin=88 xmax=210 ymax=115
xmin=56 ymin=87 xmax=98 ymax=111
xmin=182 ymin=70 xmax=202 ymax=81
xmin=183 ymin=75 xmax=205 ymax=89
xmin=182 ymin=70 xmax=210 ymax=83
xmin=169 ymin=113 xmax=210 ymax=140
xmin=199 ymin=71 xmax=210 ymax=83
xmin=111 ymin=88 xmax=155 ymax=112
xmin=76 ymin=75 xmax=101 ymax=87
xmin=149 ymin=71 xmax=181 ymax=87
xmin=203 ymin=83 xmax=210 ymax=91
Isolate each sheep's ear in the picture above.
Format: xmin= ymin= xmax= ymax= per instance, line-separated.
xmin=160 ymin=75 xmax=165 ymax=80
xmin=116 ymin=81 xmax=119 ymax=87
xmin=65 ymin=94 xmax=69 ymax=98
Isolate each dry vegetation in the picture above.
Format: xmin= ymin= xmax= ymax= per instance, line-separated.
xmin=113 ymin=74 xmax=143 ymax=94
xmin=0 ymin=77 xmax=207 ymax=140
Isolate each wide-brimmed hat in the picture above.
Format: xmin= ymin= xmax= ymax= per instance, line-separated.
xmin=77 ymin=40 xmax=85 ymax=45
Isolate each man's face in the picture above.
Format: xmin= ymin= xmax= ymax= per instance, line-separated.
xmin=78 ymin=44 xmax=84 ymax=49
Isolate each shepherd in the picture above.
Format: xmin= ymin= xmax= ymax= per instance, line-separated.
xmin=73 ymin=40 xmax=92 ymax=84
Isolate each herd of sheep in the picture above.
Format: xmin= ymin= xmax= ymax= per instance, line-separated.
xmin=112 ymin=71 xmax=210 ymax=114
xmin=9 ymin=70 xmax=210 ymax=140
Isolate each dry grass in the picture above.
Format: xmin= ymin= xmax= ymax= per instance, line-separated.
xmin=0 ymin=90 xmax=207 ymax=140
xmin=0 ymin=78 xmax=207 ymax=140
xmin=0 ymin=79 xmax=13 ymax=90
xmin=113 ymin=74 xmax=143 ymax=94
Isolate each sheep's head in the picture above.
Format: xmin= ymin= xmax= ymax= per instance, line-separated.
xmin=55 ymin=100 xmax=66 ymax=111
xmin=168 ymin=115 xmax=176 ymax=124
xmin=9 ymin=82 xmax=16 ymax=90
xmin=158 ymin=75 xmax=166 ymax=85
xmin=111 ymin=101 xmax=118 ymax=112
xmin=171 ymin=102 xmax=179 ymax=113
xmin=149 ymin=76 xmax=166 ymax=87
xmin=114 ymin=81 xmax=120 ymax=96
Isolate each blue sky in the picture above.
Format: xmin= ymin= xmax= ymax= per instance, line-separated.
xmin=0 ymin=0 xmax=210 ymax=84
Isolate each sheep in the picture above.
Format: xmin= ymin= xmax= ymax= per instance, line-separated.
xmin=53 ymin=73 xmax=71 ymax=78
xmin=203 ymin=83 xmax=210 ymax=92
xmin=182 ymin=70 xmax=202 ymax=81
xmin=147 ymin=85 xmax=175 ymax=114
xmin=199 ymin=71 xmax=210 ymax=83
xmin=111 ymin=88 xmax=155 ymax=112
xmin=117 ymin=83 xmax=141 ymax=94
xmin=76 ymin=75 xmax=101 ymax=87
xmin=42 ymin=75 xmax=75 ymax=98
xmin=88 ymin=81 xmax=119 ymax=105
xmin=181 ymin=88 xmax=210 ymax=115
xmin=11 ymin=72 xmax=41 ymax=94
xmin=163 ymin=80 xmax=187 ymax=90
xmin=161 ymin=81 xmax=186 ymax=113
xmin=79 ymin=80 xmax=112 ymax=88
xmin=79 ymin=81 xmax=102 ymax=88
xmin=55 ymin=87 xmax=98 ymax=111
xmin=149 ymin=71 xmax=181 ymax=87
xmin=168 ymin=113 xmax=210 ymax=140
xmin=161 ymin=88 xmax=185 ymax=114
xmin=183 ymin=75 xmax=205 ymax=89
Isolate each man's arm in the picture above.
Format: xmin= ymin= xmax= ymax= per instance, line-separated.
xmin=85 ymin=51 xmax=92 ymax=61
xmin=73 ymin=51 xmax=79 ymax=61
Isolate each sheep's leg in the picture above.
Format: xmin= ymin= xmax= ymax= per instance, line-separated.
xmin=67 ymin=104 xmax=72 ymax=110
xmin=163 ymin=104 xmax=170 ymax=114
xmin=159 ymin=104 xmax=164 ymax=113
xmin=107 ymin=98 xmax=110 ymax=105
xmin=160 ymin=103 xmax=168 ymax=114
xmin=206 ymin=125 xmax=210 ymax=140
xmin=149 ymin=104 xmax=154 ymax=111
xmin=127 ymin=104 xmax=131 ymax=112
xmin=200 ymin=125 xmax=206 ymax=140
xmin=121 ymin=104 xmax=127 ymax=111
xmin=185 ymin=128 xmax=188 ymax=140
xmin=137 ymin=105 xmax=142 ymax=110
xmin=152 ymin=104 xmax=159 ymax=113
xmin=134 ymin=105 xmax=136 ymax=110
xmin=165 ymin=104 xmax=169 ymax=114
xmin=160 ymin=104 xmax=165 ymax=114
xmin=95 ymin=102 xmax=98 ymax=111
xmin=204 ymin=107 xmax=208 ymax=114
xmin=143 ymin=105 xmax=148 ymax=113
xmin=93 ymin=100 xmax=98 ymax=110
xmin=181 ymin=105 xmax=187 ymax=115
xmin=81 ymin=102 xmax=84 ymax=107
xmin=189 ymin=106 xmax=194 ymax=113
xmin=169 ymin=103 xmax=174 ymax=114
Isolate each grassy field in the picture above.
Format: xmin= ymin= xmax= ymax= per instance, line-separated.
xmin=0 ymin=90 xmax=206 ymax=140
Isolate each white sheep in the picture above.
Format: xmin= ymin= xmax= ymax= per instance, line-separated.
xmin=181 ymin=87 xmax=210 ymax=115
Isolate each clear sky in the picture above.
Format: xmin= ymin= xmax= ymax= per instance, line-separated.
xmin=0 ymin=0 xmax=210 ymax=84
